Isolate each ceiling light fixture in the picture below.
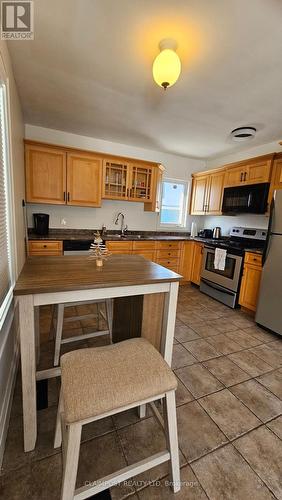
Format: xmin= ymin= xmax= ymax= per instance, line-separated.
xmin=231 ymin=127 xmax=257 ymax=142
xmin=152 ymin=39 xmax=181 ymax=90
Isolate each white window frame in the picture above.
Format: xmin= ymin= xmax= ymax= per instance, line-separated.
xmin=0 ymin=55 xmax=16 ymax=330
xmin=159 ymin=178 xmax=189 ymax=230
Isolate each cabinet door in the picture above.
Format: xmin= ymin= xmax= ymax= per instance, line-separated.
xmin=25 ymin=145 xmax=66 ymax=204
xmin=239 ymin=264 xmax=262 ymax=311
xmin=191 ymin=243 xmax=204 ymax=285
xmin=247 ymin=159 xmax=272 ymax=184
xmin=67 ymin=153 xmax=102 ymax=207
xmin=103 ymin=159 xmax=129 ymax=199
xmin=128 ymin=163 xmax=154 ymax=202
xmin=206 ymin=171 xmax=225 ymax=215
xmin=144 ymin=166 xmax=164 ymax=212
xmin=190 ymin=176 xmax=209 ymax=215
xmin=106 ymin=241 xmax=133 ymax=252
xmin=272 ymin=157 xmax=282 ymax=188
xmin=132 ymin=250 xmax=156 ymax=261
xmin=224 ymin=166 xmax=245 ymax=187
xmin=180 ymin=242 xmax=194 ymax=281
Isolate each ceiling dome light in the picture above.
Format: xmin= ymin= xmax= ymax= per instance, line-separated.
xmin=153 ymin=39 xmax=181 ymax=90
xmin=231 ymin=127 xmax=257 ymax=142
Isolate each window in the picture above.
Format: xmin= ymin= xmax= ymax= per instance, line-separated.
xmin=159 ymin=179 xmax=188 ymax=228
xmin=0 ymin=81 xmax=14 ymax=329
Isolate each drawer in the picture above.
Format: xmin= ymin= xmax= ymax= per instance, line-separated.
xmin=156 ymin=258 xmax=180 ymax=272
xmin=244 ymin=252 xmax=262 ymax=266
xmin=28 ymin=241 xmax=63 ymax=256
xmin=156 ymin=249 xmax=181 ymax=259
xmin=106 ymin=241 xmax=133 ymax=251
xmin=156 ymin=241 xmax=182 ymax=250
xmin=132 ymin=240 xmax=156 ymax=250
xmin=132 ymin=250 xmax=155 ymax=260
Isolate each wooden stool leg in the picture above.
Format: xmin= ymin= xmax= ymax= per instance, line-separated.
xmin=105 ymin=299 xmax=113 ymax=341
xmin=61 ymin=422 xmax=82 ymax=500
xmin=164 ymin=391 xmax=180 ymax=493
xmin=54 ymin=304 xmax=64 ymax=366
xmin=54 ymin=390 xmax=64 ymax=448
xmin=138 ymin=404 xmax=146 ymax=418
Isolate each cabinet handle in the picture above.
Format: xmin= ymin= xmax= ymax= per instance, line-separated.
xmin=244 ymin=171 xmax=247 ymax=181
xmin=63 ymin=191 xmax=66 ymax=201
xmin=168 ymin=252 xmax=171 ymax=256
xmin=43 ymin=245 xmax=47 ymax=248
xmin=240 ymin=172 xmax=243 ymax=182
xmin=67 ymin=192 xmax=70 ymax=202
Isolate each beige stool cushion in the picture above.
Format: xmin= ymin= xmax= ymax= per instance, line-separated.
xmin=60 ymin=338 xmax=177 ymax=423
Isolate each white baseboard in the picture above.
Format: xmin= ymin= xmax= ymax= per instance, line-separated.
xmin=0 ymin=337 xmax=19 ymax=467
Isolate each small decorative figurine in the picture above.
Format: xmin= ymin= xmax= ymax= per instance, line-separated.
xmin=89 ymin=231 xmax=111 ymax=267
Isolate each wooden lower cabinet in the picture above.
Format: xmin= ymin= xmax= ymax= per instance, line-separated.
xmin=191 ymin=242 xmax=204 ymax=285
xmin=106 ymin=241 xmax=133 ymax=253
xmin=28 ymin=240 xmax=63 ymax=256
xmin=155 ymin=241 xmax=182 ymax=273
xmin=239 ymin=252 xmax=262 ymax=311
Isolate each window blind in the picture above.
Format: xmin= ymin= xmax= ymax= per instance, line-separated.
xmin=0 ymin=83 xmax=12 ymax=325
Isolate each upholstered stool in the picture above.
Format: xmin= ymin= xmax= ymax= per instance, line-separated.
xmin=54 ymin=337 xmax=180 ymax=499
xmin=53 ymin=299 xmax=113 ymax=366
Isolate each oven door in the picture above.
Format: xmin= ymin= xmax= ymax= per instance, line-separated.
xmin=201 ymin=246 xmax=243 ymax=292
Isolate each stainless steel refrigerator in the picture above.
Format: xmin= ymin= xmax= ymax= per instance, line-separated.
xmin=256 ymin=190 xmax=282 ymax=335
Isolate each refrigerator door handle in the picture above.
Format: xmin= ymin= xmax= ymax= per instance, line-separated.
xmin=262 ymin=197 xmax=275 ymax=267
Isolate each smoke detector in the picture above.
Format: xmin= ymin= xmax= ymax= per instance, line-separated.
xmin=231 ymin=127 xmax=256 ymax=142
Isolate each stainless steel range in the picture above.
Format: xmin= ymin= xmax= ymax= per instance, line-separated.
xmin=200 ymin=227 xmax=266 ymax=308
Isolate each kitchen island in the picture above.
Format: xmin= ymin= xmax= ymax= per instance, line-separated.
xmin=14 ymin=254 xmax=181 ymax=452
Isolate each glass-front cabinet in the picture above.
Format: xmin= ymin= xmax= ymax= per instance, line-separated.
xmin=102 ymin=159 xmax=155 ymax=203
xmin=128 ymin=163 xmax=153 ymax=202
xmin=103 ymin=159 xmax=129 ymax=199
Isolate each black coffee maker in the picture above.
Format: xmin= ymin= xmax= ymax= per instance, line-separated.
xmin=33 ymin=213 xmax=49 ymax=235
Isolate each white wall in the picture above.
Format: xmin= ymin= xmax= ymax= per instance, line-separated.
xmin=203 ymin=214 xmax=269 ymax=236
xmin=25 ymin=125 xmax=206 ymax=232
xmin=206 ymin=139 xmax=282 ymax=169
xmin=0 ymin=41 xmax=25 ymax=465
xmin=202 ymin=139 xmax=281 ymax=235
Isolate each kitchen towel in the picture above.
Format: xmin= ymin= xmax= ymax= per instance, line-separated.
xmin=214 ymin=248 xmax=227 ymax=271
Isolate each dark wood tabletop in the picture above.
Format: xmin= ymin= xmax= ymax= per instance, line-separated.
xmin=14 ymin=254 xmax=182 ymax=295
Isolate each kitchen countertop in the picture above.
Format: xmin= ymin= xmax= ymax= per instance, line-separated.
xmin=27 ymin=229 xmax=203 ymax=242
xmin=27 ymin=229 xmax=264 ymax=253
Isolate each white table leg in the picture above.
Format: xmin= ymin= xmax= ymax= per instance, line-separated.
xmin=19 ymin=294 xmax=37 ymax=451
xmin=161 ymin=282 xmax=179 ymax=366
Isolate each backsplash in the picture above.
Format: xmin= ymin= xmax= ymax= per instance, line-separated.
xmin=26 ymin=201 xmax=203 ymax=233
xmin=203 ymin=214 xmax=269 ymax=236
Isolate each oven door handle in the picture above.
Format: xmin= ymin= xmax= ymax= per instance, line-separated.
xmin=201 ymin=278 xmax=235 ymax=297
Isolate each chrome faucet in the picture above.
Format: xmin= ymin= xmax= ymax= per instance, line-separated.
xmin=114 ymin=212 xmax=128 ymax=236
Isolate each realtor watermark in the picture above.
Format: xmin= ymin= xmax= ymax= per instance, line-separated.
xmin=1 ymin=1 xmax=34 ymax=39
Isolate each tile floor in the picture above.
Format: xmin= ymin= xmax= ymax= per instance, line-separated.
xmin=1 ymin=285 xmax=282 ymax=499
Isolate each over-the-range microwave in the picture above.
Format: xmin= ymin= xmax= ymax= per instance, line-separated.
xmin=222 ymin=182 xmax=269 ymax=214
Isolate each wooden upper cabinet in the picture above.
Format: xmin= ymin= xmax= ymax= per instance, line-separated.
xmin=272 ymin=154 xmax=282 ymax=189
xmin=128 ymin=163 xmax=154 ymax=202
xmin=67 ymin=153 xmax=102 ymax=207
xmin=224 ymin=165 xmax=246 ymax=187
xmin=190 ymin=175 xmax=209 ymax=215
xmin=247 ymin=157 xmax=272 ymax=184
xmin=224 ymin=154 xmax=274 ymax=187
xmin=190 ymin=169 xmax=225 ymax=215
xmin=103 ymin=158 xmax=129 ymax=200
xmin=206 ymin=170 xmax=225 ymax=215
xmin=25 ymin=144 xmax=66 ymax=204
xmin=144 ymin=165 xmax=164 ymax=212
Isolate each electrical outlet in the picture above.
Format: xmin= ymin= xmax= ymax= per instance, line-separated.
xmin=61 ymin=218 xmax=67 ymax=226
